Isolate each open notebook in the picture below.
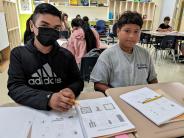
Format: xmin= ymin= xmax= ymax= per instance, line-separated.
xmin=31 ymin=96 xmax=135 ymax=138
xmin=120 ymin=87 xmax=184 ymax=126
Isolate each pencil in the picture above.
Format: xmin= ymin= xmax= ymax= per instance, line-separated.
xmin=74 ymin=100 xmax=80 ymax=106
xmin=142 ymin=95 xmax=163 ymax=104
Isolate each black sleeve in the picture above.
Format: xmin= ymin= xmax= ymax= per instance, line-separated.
xmin=66 ymin=55 xmax=84 ymax=97
xmin=158 ymin=24 xmax=162 ymax=28
xmin=7 ymin=49 xmax=52 ymax=110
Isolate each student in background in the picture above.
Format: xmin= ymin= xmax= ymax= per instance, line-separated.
xmin=76 ymin=14 xmax=81 ymax=19
xmin=24 ymin=15 xmax=33 ymax=44
xmin=157 ymin=16 xmax=173 ymax=32
xmin=83 ymin=16 xmax=101 ymax=48
xmin=90 ymin=11 xmax=158 ymax=93
xmin=61 ymin=13 xmax=71 ymax=38
xmin=8 ymin=3 xmax=84 ymax=111
xmin=67 ymin=18 xmax=99 ymax=66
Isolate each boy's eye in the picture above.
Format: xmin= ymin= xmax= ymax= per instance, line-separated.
xmin=134 ymin=30 xmax=140 ymax=34
xmin=40 ymin=24 xmax=49 ymax=28
xmin=124 ymin=30 xmax=130 ymax=33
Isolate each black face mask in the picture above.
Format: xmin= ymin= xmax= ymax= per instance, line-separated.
xmin=59 ymin=31 xmax=69 ymax=39
xmin=36 ymin=27 xmax=60 ymax=47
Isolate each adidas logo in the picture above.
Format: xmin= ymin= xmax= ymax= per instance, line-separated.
xmin=28 ymin=63 xmax=62 ymax=85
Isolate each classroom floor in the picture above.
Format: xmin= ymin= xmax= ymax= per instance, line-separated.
xmin=1 ymin=45 xmax=184 ymax=105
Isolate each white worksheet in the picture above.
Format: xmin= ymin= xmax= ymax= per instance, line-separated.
xmin=31 ymin=108 xmax=84 ymax=138
xmin=120 ymin=87 xmax=184 ymax=125
xmin=76 ymin=96 xmax=135 ymax=138
xmin=0 ymin=106 xmax=37 ymax=138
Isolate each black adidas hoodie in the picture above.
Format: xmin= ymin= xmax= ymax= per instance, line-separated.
xmin=8 ymin=39 xmax=84 ymax=110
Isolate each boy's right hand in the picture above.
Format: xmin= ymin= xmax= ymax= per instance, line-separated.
xmin=48 ymin=89 xmax=75 ymax=112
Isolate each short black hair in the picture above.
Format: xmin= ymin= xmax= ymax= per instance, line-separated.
xmin=117 ymin=11 xmax=143 ymax=29
xmin=32 ymin=3 xmax=61 ymax=23
xmin=164 ymin=16 xmax=170 ymax=21
xmin=76 ymin=14 xmax=81 ymax=18
xmin=71 ymin=18 xmax=84 ymax=28
xmin=24 ymin=3 xmax=61 ymax=44
xmin=83 ymin=16 xmax=89 ymax=22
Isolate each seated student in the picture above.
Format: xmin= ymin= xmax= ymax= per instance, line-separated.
xmin=67 ymin=18 xmax=100 ymax=66
xmin=83 ymin=16 xmax=101 ymax=47
xmin=7 ymin=3 xmax=84 ymax=111
xmin=157 ymin=16 xmax=173 ymax=32
xmin=83 ymin=16 xmax=107 ymax=49
xmin=90 ymin=11 xmax=158 ymax=93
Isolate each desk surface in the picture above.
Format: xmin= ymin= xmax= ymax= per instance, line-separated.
xmin=1 ymin=92 xmax=105 ymax=107
xmin=1 ymin=92 xmax=106 ymax=138
xmin=142 ymin=31 xmax=184 ymax=37
xmin=105 ymin=82 xmax=184 ymax=138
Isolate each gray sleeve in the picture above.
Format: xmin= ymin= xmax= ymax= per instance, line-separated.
xmin=90 ymin=54 xmax=111 ymax=85
xmin=147 ymin=54 xmax=157 ymax=82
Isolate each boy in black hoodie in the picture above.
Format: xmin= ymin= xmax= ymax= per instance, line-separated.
xmin=7 ymin=3 xmax=84 ymax=111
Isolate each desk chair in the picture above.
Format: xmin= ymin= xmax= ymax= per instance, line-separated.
xmin=153 ymin=35 xmax=176 ymax=62
xmin=80 ymin=57 xmax=98 ymax=82
xmin=95 ymin=20 xmax=109 ymax=42
xmin=140 ymin=31 xmax=153 ymax=47
xmin=80 ymin=48 xmax=104 ymax=82
xmin=107 ymin=23 xmax=118 ymax=45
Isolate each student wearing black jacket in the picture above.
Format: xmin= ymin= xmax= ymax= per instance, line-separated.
xmin=8 ymin=3 xmax=84 ymax=111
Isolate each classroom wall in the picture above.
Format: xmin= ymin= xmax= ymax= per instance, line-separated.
xmin=179 ymin=7 xmax=184 ymax=31
xmin=159 ymin=0 xmax=177 ymax=27
xmin=151 ymin=0 xmax=163 ymax=30
xmin=19 ymin=14 xmax=31 ymax=41
xmin=56 ymin=5 xmax=108 ymax=21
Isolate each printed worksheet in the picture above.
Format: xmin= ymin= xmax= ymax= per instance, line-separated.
xmin=76 ymin=96 xmax=135 ymax=138
xmin=120 ymin=87 xmax=184 ymax=125
xmin=0 ymin=106 xmax=37 ymax=138
xmin=31 ymin=108 xmax=84 ymax=138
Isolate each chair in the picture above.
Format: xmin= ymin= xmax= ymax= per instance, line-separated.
xmin=80 ymin=48 xmax=104 ymax=82
xmin=153 ymin=35 xmax=177 ymax=62
xmin=80 ymin=57 xmax=98 ymax=82
xmin=107 ymin=23 xmax=118 ymax=45
xmin=95 ymin=20 xmax=109 ymax=40
xmin=140 ymin=31 xmax=153 ymax=47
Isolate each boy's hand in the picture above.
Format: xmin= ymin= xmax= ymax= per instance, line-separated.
xmin=48 ymin=88 xmax=75 ymax=112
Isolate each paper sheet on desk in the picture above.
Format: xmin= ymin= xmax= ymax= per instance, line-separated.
xmin=76 ymin=96 xmax=135 ymax=138
xmin=0 ymin=106 xmax=38 ymax=138
xmin=120 ymin=87 xmax=184 ymax=126
xmin=31 ymin=108 xmax=84 ymax=138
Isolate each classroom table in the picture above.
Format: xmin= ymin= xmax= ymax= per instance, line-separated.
xmin=0 ymin=92 xmax=104 ymax=138
xmin=141 ymin=31 xmax=184 ymax=37
xmin=105 ymin=82 xmax=184 ymax=138
xmin=142 ymin=31 xmax=184 ymax=62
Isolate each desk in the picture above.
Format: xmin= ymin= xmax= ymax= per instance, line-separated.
xmin=105 ymin=82 xmax=184 ymax=138
xmin=142 ymin=31 xmax=184 ymax=61
xmin=1 ymin=92 xmax=106 ymax=138
xmin=142 ymin=31 xmax=184 ymax=37
xmin=1 ymin=92 xmax=105 ymax=107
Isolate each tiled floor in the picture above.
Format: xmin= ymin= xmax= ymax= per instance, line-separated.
xmin=1 ymin=45 xmax=184 ymax=105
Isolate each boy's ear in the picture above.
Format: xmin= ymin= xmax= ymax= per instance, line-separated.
xmin=116 ymin=28 xmax=120 ymax=37
xmin=29 ymin=20 xmax=34 ymax=32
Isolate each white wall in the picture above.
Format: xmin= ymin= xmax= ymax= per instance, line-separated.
xmin=56 ymin=5 xmax=108 ymax=21
xmin=152 ymin=0 xmax=163 ymax=30
xmin=159 ymin=0 xmax=177 ymax=26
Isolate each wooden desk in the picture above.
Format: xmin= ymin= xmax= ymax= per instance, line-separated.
xmin=105 ymin=82 xmax=184 ymax=138
xmin=1 ymin=92 xmax=106 ymax=138
xmin=142 ymin=31 xmax=184 ymax=37
xmin=1 ymin=92 xmax=105 ymax=107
